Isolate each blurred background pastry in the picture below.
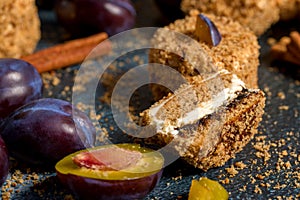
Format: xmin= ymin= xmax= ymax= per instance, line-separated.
xmin=0 ymin=0 xmax=40 ymax=58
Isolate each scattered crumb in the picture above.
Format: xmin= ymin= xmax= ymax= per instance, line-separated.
xmin=277 ymin=92 xmax=286 ymax=100
xmin=278 ymin=105 xmax=289 ymax=110
xmin=267 ymin=37 xmax=277 ymax=46
xmin=234 ymin=161 xmax=246 ymax=169
xmin=263 ymin=86 xmax=272 ymax=96
xmin=225 ymin=165 xmax=239 ymax=177
xmin=220 ymin=178 xmax=230 ymax=185
xmin=254 ymin=185 xmax=262 ymax=194
xmin=253 ymin=138 xmax=271 ymax=162
xmin=256 ymin=174 xmax=265 ymax=180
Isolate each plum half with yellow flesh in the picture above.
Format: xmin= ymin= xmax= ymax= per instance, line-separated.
xmin=55 ymin=143 xmax=164 ymax=200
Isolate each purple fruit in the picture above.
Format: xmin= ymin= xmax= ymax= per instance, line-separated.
xmin=55 ymin=144 xmax=164 ymax=200
xmin=195 ymin=14 xmax=222 ymax=46
xmin=0 ymin=136 xmax=9 ymax=187
xmin=55 ymin=0 xmax=136 ymax=36
xmin=0 ymin=98 xmax=96 ymax=165
xmin=0 ymin=58 xmax=42 ymax=123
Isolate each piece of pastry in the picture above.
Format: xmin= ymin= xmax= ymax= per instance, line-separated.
xmin=276 ymin=0 xmax=300 ymax=21
xmin=0 ymin=0 xmax=41 ymax=58
xmin=139 ymin=11 xmax=266 ymax=171
xmin=149 ymin=10 xmax=260 ymax=100
xmin=181 ymin=0 xmax=280 ymax=36
xmin=140 ymin=70 xmax=265 ymax=171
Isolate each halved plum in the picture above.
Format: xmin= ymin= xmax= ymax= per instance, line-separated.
xmin=55 ymin=143 xmax=164 ymax=200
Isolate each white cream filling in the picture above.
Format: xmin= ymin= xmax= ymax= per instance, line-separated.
xmin=148 ymin=72 xmax=245 ymax=135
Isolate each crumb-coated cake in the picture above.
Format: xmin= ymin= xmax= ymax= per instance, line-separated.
xmin=0 ymin=0 xmax=41 ymax=58
xmin=276 ymin=0 xmax=300 ymax=21
xmin=181 ymin=0 xmax=279 ymax=36
xmin=149 ymin=10 xmax=260 ymax=100
xmin=140 ymin=70 xmax=265 ymax=171
xmin=181 ymin=0 xmax=300 ymax=36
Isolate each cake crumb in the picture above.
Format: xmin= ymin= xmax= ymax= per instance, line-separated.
xmin=277 ymin=92 xmax=286 ymax=100
xmin=281 ymin=150 xmax=288 ymax=157
xmin=254 ymin=185 xmax=262 ymax=194
xmin=278 ymin=105 xmax=289 ymax=110
xmin=220 ymin=178 xmax=230 ymax=184
xmin=284 ymin=161 xmax=292 ymax=169
xmin=263 ymin=86 xmax=272 ymax=96
xmin=234 ymin=161 xmax=246 ymax=169
xmin=253 ymin=139 xmax=271 ymax=162
xmin=52 ymin=76 xmax=61 ymax=86
xmin=260 ymin=182 xmax=271 ymax=188
xmin=267 ymin=37 xmax=277 ymax=46
xmin=256 ymin=174 xmax=265 ymax=180
xmin=239 ymin=185 xmax=247 ymax=192
xmin=225 ymin=165 xmax=239 ymax=177
xmin=250 ymin=176 xmax=256 ymax=184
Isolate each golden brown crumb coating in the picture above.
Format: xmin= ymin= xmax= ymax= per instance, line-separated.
xmin=0 ymin=0 xmax=41 ymax=58
xmin=140 ymin=81 xmax=265 ymax=170
xmin=149 ymin=10 xmax=260 ymax=98
xmin=181 ymin=0 xmax=280 ymax=36
xmin=182 ymin=90 xmax=265 ymax=170
xmin=276 ymin=0 xmax=300 ymax=21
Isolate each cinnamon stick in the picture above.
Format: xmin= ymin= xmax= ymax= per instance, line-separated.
xmin=21 ymin=32 xmax=111 ymax=73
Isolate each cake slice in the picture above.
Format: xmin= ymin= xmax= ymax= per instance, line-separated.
xmin=180 ymin=0 xmax=280 ymax=36
xmin=149 ymin=10 xmax=260 ymax=101
xmin=140 ymin=70 xmax=265 ymax=171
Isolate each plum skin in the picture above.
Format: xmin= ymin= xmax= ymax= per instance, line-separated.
xmin=0 ymin=98 xmax=96 ymax=165
xmin=55 ymin=0 xmax=136 ymax=36
xmin=56 ymin=169 xmax=163 ymax=200
xmin=0 ymin=136 xmax=9 ymax=186
xmin=0 ymin=58 xmax=42 ymax=123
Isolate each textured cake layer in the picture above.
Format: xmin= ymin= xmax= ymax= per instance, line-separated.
xmin=181 ymin=0 xmax=279 ymax=36
xmin=140 ymin=87 xmax=265 ymax=171
xmin=140 ymin=66 xmax=265 ymax=170
xmin=181 ymin=0 xmax=300 ymax=35
xmin=0 ymin=0 xmax=40 ymax=58
xmin=149 ymin=10 xmax=260 ymax=102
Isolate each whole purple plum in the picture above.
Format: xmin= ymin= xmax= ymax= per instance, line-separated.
xmin=0 ymin=98 xmax=96 ymax=165
xmin=55 ymin=0 xmax=136 ymax=36
xmin=0 ymin=136 xmax=9 ymax=186
xmin=0 ymin=58 xmax=42 ymax=123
